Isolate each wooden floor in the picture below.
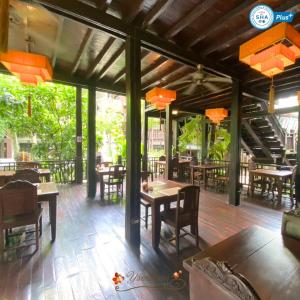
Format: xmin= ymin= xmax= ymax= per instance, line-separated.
xmin=0 ymin=183 xmax=289 ymax=300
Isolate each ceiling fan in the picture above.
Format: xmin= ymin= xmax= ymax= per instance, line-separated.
xmin=168 ymin=65 xmax=232 ymax=95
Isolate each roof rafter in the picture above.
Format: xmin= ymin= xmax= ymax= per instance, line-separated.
xmin=71 ymin=27 xmax=94 ymax=75
xmin=141 ymin=0 xmax=174 ymax=28
xmin=86 ymin=36 xmax=115 ymax=79
xmin=164 ymin=0 xmax=219 ymax=39
xmin=97 ymin=43 xmax=125 ymax=79
xmin=51 ymin=16 xmax=65 ymax=68
xmin=187 ymin=0 xmax=255 ymax=48
xmin=141 ymin=56 xmax=167 ymax=78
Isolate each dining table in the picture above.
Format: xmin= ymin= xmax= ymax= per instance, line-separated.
xmin=183 ymin=225 xmax=300 ymax=300
xmin=140 ymin=179 xmax=191 ymax=250
xmin=249 ymin=168 xmax=292 ymax=203
xmin=37 ymin=182 xmax=59 ymax=242
xmin=190 ymin=164 xmax=227 ymax=189
xmin=0 ymin=169 xmax=51 ymax=186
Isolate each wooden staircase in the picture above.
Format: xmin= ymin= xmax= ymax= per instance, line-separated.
xmin=241 ymin=102 xmax=287 ymax=164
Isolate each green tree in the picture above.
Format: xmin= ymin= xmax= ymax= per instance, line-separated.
xmin=0 ymin=74 xmax=88 ymax=160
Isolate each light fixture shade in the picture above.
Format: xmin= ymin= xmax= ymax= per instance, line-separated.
xmin=239 ymin=23 xmax=300 ymax=77
xmin=146 ymin=87 xmax=176 ymax=110
xmin=0 ymin=51 xmax=53 ymax=85
xmin=205 ymin=108 xmax=228 ymax=124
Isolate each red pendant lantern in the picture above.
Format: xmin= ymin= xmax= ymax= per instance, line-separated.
xmin=205 ymin=108 xmax=228 ymax=124
xmin=0 ymin=51 xmax=53 ymax=86
xmin=146 ymin=87 xmax=176 ymax=110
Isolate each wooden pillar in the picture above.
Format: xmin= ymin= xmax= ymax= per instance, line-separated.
xmin=201 ymin=117 xmax=208 ymax=163
xmin=75 ymin=87 xmax=83 ymax=184
xmin=295 ymin=112 xmax=300 ymax=207
xmin=173 ymin=120 xmax=179 ymax=153
xmin=125 ymin=29 xmax=141 ymax=246
xmin=87 ymin=86 xmax=96 ymax=198
xmin=0 ymin=0 xmax=9 ymax=53
xmin=142 ymin=111 xmax=148 ymax=171
xmin=228 ymin=80 xmax=242 ymax=206
xmin=165 ymin=105 xmax=173 ymax=179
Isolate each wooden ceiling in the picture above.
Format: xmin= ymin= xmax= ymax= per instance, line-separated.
xmin=3 ymin=0 xmax=300 ymax=112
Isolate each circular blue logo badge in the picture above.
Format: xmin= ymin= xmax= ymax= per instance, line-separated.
xmin=249 ymin=5 xmax=274 ymax=30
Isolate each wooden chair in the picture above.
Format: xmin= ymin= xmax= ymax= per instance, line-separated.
xmin=214 ymin=166 xmax=229 ymax=192
xmin=158 ymin=155 xmax=166 ymax=175
xmin=103 ymin=165 xmax=125 ymax=199
xmin=0 ymin=180 xmax=43 ymax=259
xmin=11 ymin=169 xmax=41 ymax=183
xmin=140 ymin=171 xmax=154 ymax=229
xmin=282 ymin=165 xmax=297 ymax=206
xmin=248 ymin=160 xmax=270 ymax=196
xmin=172 ymin=157 xmax=179 ymax=178
xmin=160 ymin=185 xmax=200 ymax=255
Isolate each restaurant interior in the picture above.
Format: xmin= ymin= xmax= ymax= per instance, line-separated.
xmin=0 ymin=0 xmax=300 ymax=299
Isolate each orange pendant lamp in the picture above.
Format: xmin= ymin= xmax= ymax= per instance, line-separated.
xmin=205 ymin=108 xmax=228 ymax=125
xmin=0 ymin=51 xmax=53 ymax=86
xmin=239 ymin=23 xmax=300 ymax=78
xmin=146 ymin=87 xmax=176 ymax=110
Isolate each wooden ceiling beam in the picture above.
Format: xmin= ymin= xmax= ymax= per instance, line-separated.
xmin=142 ymin=63 xmax=180 ymax=90
xmin=86 ymin=36 xmax=115 ymax=79
xmin=71 ymin=28 xmax=94 ymax=75
xmin=125 ymin=0 xmax=145 ymax=23
xmin=253 ymin=72 xmax=300 ymax=89
xmin=178 ymin=88 xmax=232 ymax=106
xmin=187 ymin=0 xmax=255 ymax=48
xmin=182 ymin=97 xmax=232 ymax=109
xmin=51 ymin=16 xmax=65 ymax=69
xmin=161 ymin=66 xmax=192 ymax=88
xmin=98 ymin=43 xmax=125 ymax=79
xmin=141 ymin=0 xmax=174 ymax=28
xmin=141 ymin=56 xmax=167 ymax=78
xmin=112 ymin=49 xmax=149 ymax=83
xmin=164 ymin=0 xmax=219 ymax=39
xmin=36 ymin=0 xmax=236 ymax=78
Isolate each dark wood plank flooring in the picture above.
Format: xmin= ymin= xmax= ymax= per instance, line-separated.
xmin=0 ymin=183 xmax=288 ymax=300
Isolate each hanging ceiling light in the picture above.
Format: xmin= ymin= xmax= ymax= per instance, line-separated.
xmin=239 ymin=23 xmax=300 ymax=77
xmin=0 ymin=51 xmax=53 ymax=86
xmin=145 ymin=87 xmax=176 ymax=110
xmin=205 ymin=108 xmax=228 ymax=124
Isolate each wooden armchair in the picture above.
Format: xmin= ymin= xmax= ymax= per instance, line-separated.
xmin=0 ymin=180 xmax=43 ymax=258
xmin=12 ymin=169 xmax=41 ymax=183
xmin=160 ymin=185 xmax=200 ymax=255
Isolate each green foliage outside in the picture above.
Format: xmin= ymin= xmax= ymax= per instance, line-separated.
xmin=178 ymin=115 xmax=203 ymax=154
xmin=208 ymin=127 xmax=230 ymax=160
xmin=0 ymin=74 xmax=88 ymax=161
xmin=178 ymin=115 xmax=230 ymax=160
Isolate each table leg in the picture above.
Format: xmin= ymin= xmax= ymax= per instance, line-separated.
xmin=277 ymin=178 xmax=283 ymax=204
xmin=154 ymin=163 xmax=157 ymax=178
xmin=151 ymin=201 xmax=161 ymax=251
xmin=49 ymin=197 xmax=57 ymax=242
xmin=204 ymin=169 xmax=208 ymax=190
xmin=100 ymin=174 xmax=104 ymax=200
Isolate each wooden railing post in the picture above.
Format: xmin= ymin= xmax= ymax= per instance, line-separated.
xmin=296 ymin=111 xmax=300 ymax=207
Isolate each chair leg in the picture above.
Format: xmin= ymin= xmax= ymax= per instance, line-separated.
xmin=145 ymin=206 xmax=148 ymax=229
xmin=175 ymin=228 xmax=180 ymax=256
xmin=0 ymin=229 xmax=3 ymax=261
xmin=35 ymin=222 xmax=39 ymax=251
xmin=195 ymin=222 xmax=199 ymax=248
xmin=40 ymin=216 xmax=43 ymax=237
